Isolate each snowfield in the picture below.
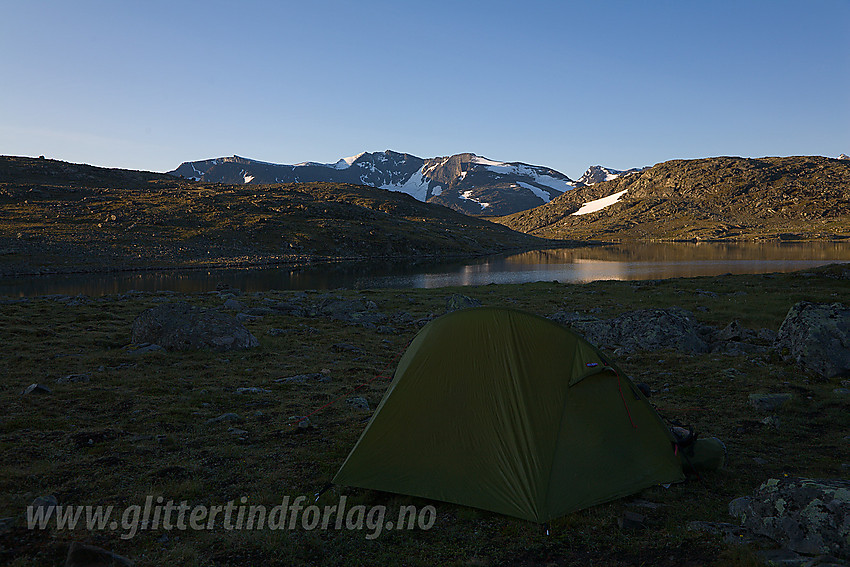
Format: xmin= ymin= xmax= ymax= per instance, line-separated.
xmin=571 ymin=189 xmax=628 ymax=215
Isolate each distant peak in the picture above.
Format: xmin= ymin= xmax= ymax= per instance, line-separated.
xmin=839 ymin=153 xmax=849 ymax=160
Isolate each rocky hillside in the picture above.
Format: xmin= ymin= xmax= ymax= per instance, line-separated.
xmin=170 ymin=151 xmax=575 ymax=216
xmin=494 ymin=156 xmax=850 ymax=241
xmin=0 ymin=156 xmax=554 ymax=275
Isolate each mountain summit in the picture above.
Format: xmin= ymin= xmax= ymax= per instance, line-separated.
xmin=169 ymin=151 xmax=575 ymax=216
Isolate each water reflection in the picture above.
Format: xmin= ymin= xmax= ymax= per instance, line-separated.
xmin=2 ymin=241 xmax=848 ymax=297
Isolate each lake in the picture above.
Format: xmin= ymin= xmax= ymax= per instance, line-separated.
xmin=2 ymin=241 xmax=849 ymax=297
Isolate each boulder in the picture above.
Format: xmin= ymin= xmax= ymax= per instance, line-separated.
xmin=346 ymin=397 xmax=371 ymax=411
xmin=131 ymin=302 xmax=258 ymax=352
xmin=563 ymin=307 xmax=711 ymax=353
xmin=729 ymin=478 xmax=850 ymax=559
xmin=774 ymin=302 xmax=850 ymax=378
xmin=445 ymin=294 xmax=482 ymax=312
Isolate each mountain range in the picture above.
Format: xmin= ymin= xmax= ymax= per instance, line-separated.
xmin=169 ymin=151 xmax=638 ymax=216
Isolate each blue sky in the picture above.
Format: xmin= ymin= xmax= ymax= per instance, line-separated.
xmin=2 ymin=1 xmax=848 ymax=179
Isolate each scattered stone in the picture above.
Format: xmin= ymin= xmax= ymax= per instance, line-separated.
xmin=774 ymin=302 xmax=850 ymax=379
xmin=761 ymin=416 xmax=782 ymax=429
xmin=729 ymin=477 xmax=850 ymax=559
xmin=30 ymin=495 xmax=58 ymax=516
xmin=297 ymin=417 xmax=313 ymax=429
xmin=235 ymin=387 xmax=270 ymax=394
xmin=235 ymin=313 xmax=262 ymax=323
xmin=207 ymin=413 xmax=242 ymax=424
xmin=617 ymin=511 xmax=646 ymax=531
xmin=376 ymin=325 xmax=396 ymax=334
xmin=64 ymin=541 xmax=134 ymax=567
xmin=832 ymin=388 xmax=850 ymax=395
xmin=749 ymin=393 xmax=793 ymax=412
xmin=346 ymin=397 xmax=370 ymax=411
xmin=266 ymin=328 xmax=287 ymax=336
xmin=222 ymin=298 xmax=244 ymax=311
xmin=131 ymin=302 xmax=259 ymax=351
xmin=275 ymin=373 xmax=331 ymax=384
xmin=124 ymin=343 xmax=165 ymax=355
xmin=228 ymin=427 xmax=249 ymax=436
xmin=56 ymin=373 xmax=91 ymax=384
xmin=22 ymin=383 xmax=52 ymax=395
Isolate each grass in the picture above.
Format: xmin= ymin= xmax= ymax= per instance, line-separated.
xmin=0 ymin=266 xmax=848 ymax=565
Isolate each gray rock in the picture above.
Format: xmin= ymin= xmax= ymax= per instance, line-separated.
xmin=617 ymin=511 xmax=646 ymax=531
xmin=758 ymin=328 xmax=779 ymax=343
xmin=445 ymin=294 xmax=482 ymax=312
xmin=30 ymin=494 xmax=58 ymax=516
xmin=548 ymin=311 xmax=601 ymax=326
xmin=376 ymin=326 xmax=397 ymax=334
xmin=22 ymin=383 xmax=52 ymax=395
xmin=718 ymin=320 xmax=746 ymax=342
xmin=346 ymin=397 xmax=371 ymax=411
xmin=207 ymin=413 xmax=242 ymax=424
xmin=56 ymin=373 xmax=91 ymax=384
xmin=275 ymin=373 xmax=331 ymax=384
xmin=774 ymin=302 xmax=850 ymax=378
xmin=65 ymin=541 xmax=134 ymax=567
xmin=124 ymin=343 xmax=165 ymax=355
xmin=729 ymin=496 xmax=752 ymax=518
xmin=832 ymin=388 xmax=850 ymax=395
xmin=749 ymin=393 xmax=793 ymax=412
xmin=729 ymin=477 xmax=850 ymax=559
xmin=222 ymin=298 xmax=244 ymax=311
xmin=131 ymin=302 xmax=259 ymax=351
xmin=235 ymin=387 xmax=270 ymax=394
xmin=566 ymin=307 xmax=711 ymax=353
xmin=235 ymin=313 xmax=262 ymax=323
xmin=266 ymin=328 xmax=288 ymax=336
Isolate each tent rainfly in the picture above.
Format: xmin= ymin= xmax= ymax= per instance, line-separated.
xmin=334 ymin=307 xmax=685 ymax=522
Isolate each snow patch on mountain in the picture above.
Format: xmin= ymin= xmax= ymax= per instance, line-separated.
xmin=572 ymin=189 xmax=628 ymax=215
xmin=471 ymin=156 xmax=509 ymax=167
xmin=460 ymin=190 xmax=490 ymax=210
xmin=517 ymin=182 xmax=553 ymax=203
xmin=334 ymin=152 xmax=366 ymax=169
xmin=380 ymin=167 xmax=431 ymax=201
xmin=532 ymin=174 xmax=574 ymax=193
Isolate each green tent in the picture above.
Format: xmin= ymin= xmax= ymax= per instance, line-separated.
xmin=334 ymin=307 xmax=684 ymax=522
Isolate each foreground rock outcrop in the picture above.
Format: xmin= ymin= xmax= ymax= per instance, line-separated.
xmin=774 ymin=302 xmax=850 ymax=378
xmin=550 ymin=307 xmax=711 ymax=354
xmin=729 ymin=477 xmax=850 ymax=559
xmin=131 ymin=302 xmax=259 ymax=351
